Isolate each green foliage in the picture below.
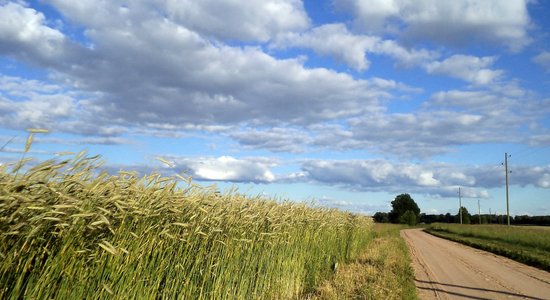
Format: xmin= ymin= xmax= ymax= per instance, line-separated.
xmin=399 ymin=210 xmax=417 ymax=226
xmin=457 ymin=206 xmax=471 ymax=224
xmin=0 ymin=153 xmax=373 ymax=299
xmin=373 ymin=212 xmax=389 ymax=223
xmin=427 ymin=224 xmax=550 ymax=272
xmin=389 ymin=194 xmax=420 ymax=224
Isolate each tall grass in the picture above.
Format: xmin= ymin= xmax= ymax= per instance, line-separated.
xmin=428 ymin=223 xmax=550 ymax=252
xmin=0 ymin=153 xmax=373 ymax=299
xmin=306 ymin=224 xmax=417 ymax=300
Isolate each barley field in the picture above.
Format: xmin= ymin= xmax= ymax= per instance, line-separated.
xmin=0 ymin=152 xmax=373 ymax=299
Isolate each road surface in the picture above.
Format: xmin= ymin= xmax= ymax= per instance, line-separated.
xmin=401 ymin=229 xmax=550 ymax=300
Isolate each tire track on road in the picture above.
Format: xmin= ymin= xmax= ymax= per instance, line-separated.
xmin=401 ymin=229 xmax=550 ymax=300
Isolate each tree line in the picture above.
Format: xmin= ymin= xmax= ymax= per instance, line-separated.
xmin=374 ymin=200 xmax=550 ymax=226
xmin=417 ymin=212 xmax=550 ymax=225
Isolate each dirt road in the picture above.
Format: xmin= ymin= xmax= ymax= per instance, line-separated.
xmin=401 ymin=229 xmax=550 ymax=300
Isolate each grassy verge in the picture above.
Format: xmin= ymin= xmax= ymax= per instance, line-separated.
xmin=304 ymin=224 xmax=417 ymax=300
xmin=0 ymin=153 xmax=373 ymax=299
xmin=426 ymin=223 xmax=550 ymax=272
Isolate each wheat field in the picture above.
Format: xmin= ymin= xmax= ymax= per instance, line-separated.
xmin=0 ymin=152 xmax=373 ymax=299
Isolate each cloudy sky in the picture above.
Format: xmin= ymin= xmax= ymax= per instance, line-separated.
xmin=1 ymin=0 xmax=550 ymax=216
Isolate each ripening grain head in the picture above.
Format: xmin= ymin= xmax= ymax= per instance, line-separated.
xmin=0 ymin=153 xmax=373 ymax=299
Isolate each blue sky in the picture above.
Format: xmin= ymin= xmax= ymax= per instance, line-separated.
xmin=1 ymin=0 xmax=550 ymax=216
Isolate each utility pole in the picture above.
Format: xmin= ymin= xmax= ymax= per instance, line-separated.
xmin=458 ymin=187 xmax=462 ymax=224
xmin=505 ymin=153 xmax=510 ymax=226
xmin=478 ymin=199 xmax=481 ymax=224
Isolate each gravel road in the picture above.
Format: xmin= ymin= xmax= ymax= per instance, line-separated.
xmin=401 ymin=228 xmax=550 ymax=300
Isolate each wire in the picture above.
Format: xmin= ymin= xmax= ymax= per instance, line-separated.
xmin=509 ymin=144 xmax=550 ymax=165
xmin=0 ymin=136 xmax=16 ymax=152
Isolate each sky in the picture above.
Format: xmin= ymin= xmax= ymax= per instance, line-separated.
xmin=1 ymin=0 xmax=550 ymax=216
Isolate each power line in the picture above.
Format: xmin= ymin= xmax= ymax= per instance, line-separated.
xmin=510 ymin=144 xmax=550 ymax=165
xmin=0 ymin=136 xmax=16 ymax=152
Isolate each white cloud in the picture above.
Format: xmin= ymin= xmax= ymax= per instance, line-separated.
xmin=46 ymin=0 xmax=309 ymax=42
xmin=274 ymin=24 xmax=377 ymax=71
xmin=164 ymin=0 xmax=309 ymax=42
xmin=0 ymin=74 xmax=129 ymax=136
xmin=310 ymin=81 xmax=550 ymax=158
xmin=300 ymin=159 xmax=550 ymax=196
xmin=169 ymin=156 xmax=277 ymax=183
xmin=0 ymin=75 xmax=74 ymax=128
xmin=424 ymin=55 xmax=504 ymax=85
xmin=0 ymin=2 xmax=66 ymax=62
xmin=537 ymin=173 xmax=550 ymax=188
xmin=229 ymin=127 xmax=312 ymax=153
xmin=335 ymin=0 xmax=531 ymax=51
xmin=273 ymin=23 xmax=437 ymax=71
xmin=313 ymin=111 xmax=488 ymax=157
xmin=0 ymin=0 xmax=548 ymax=164
xmin=0 ymin=2 xmax=401 ymax=132
xmin=299 ymin=159 xmax=488 ymax=197
xmin=101 ymin=156 xmax=550 ymax=198
xmin=532 ymin=51 xmax=550 ymax=72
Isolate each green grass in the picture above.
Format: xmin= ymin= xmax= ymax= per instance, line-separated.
xmin=305 ymin=224 xmax=417 ymax=300
xmin=426 ymin=223 xmax=550 ymax=271
xmin=1 ymin=153 xmax=373 ymax=299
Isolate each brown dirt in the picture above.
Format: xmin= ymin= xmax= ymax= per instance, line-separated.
xmin=401 ymin=228 xmax=550 ymax=300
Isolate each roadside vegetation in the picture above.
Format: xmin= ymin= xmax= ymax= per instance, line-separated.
xmin=0 ymin=152 xmax=373 ymax=299
xmin=373 ymin=194 xmax=421 ymax=226
xmin=426 ymin=223 xmax=550 ymax=272
xmin=305 ymin=224 xmax=417 ymax=300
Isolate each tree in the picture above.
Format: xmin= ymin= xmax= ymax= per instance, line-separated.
xmin=373 ymin=212 xmax=389 ymax=223
xmin=400 ymin=210 xmax=417 ymax=226
xmin=457 ymin=206 xmax=471 ymax=224
xmin=389 ymin=194 xmax=420 ymax=224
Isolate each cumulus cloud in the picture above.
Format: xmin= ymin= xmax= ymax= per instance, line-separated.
xmin=273 ymin=23 xmax=437 ymax=71
xmin=0 ymin=0 xmax=548 ymax=164
xmin=0 ymin=2 xmax=66 ymax=62
xmin=301 ymin=159 xmax=446 ymax=191
xmin=312 ymin=110 xmax=497 ymax=158
xmin=0 ymin=74 xmax=126 ymax=136
xmin=335 ymin=0 xmax=531 ymax=51
xmin=0 ymin=75 xmax=74 ymax=128
xmin=300 ymin=159 xmax=550 ymax=197
xmin=163 ymin=0 xmax=310 ymax=42
xmin=168 ymin=156 xmax=277 ymax=183
xmin=101 ymin=156 xmax=550 ymax=199
xmin=229 ymin=127 xmax=312 ymax=153
xmin=424 ymin=55 xmax=504 ymax=85
xmin=307 ymin=82 xmax=550 ymax=158
xmin=532 ymin=51 xmax=550 ymax=72
xmin=47 ymin=0 xmax=309 ymax=43
xmin=0 ymin=1 xmax=404 ymax=134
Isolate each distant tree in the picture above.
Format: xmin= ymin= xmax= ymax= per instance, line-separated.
xmin=400 ymin=210 xmax=417 ymax=226
xmin=373 ymin=212 xmax=389 ymax=223
xmin=480 ymin=215 xmax=488 ymax=224
xmin=457 ymin=206 xmax=471 ymax=224
xmin=389 ymin=194 xmax=420 ymax=224
xmin=511 ymin=215 xmax=550 ymax=225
